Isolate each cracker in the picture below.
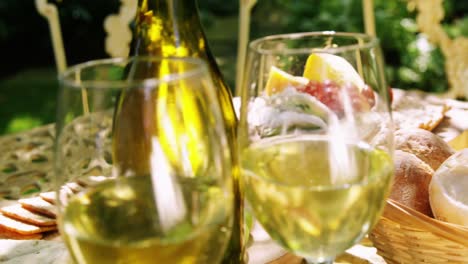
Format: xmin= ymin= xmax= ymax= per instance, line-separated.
xmin=392 ymin=94 xmax=449 ymax=131
xmin=76 ymin=175 xmax=109 ymax=187
xmin=0 ymin=214 xmax=56 ymax=235
xmin=65 ymin=182 xmax=84 ymax=193
xmin=19 ymin=197 xmax=57 ymax=218
xmin=58 ymin=185 xmax=75 ymax=204
xmin=1 ymin=204 xmax=56 ymax=226
xmin=419 ymin=104 xmax=449 ymax=130
xmin=42 ymin=230 xmax=60 ymax=240
xmin=0 ymin=224 xmax=43 ymax=240
xmin=40 ymin=191 xmax=56 ymax=204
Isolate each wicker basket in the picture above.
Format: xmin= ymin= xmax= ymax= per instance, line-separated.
xmin=369 ymin=199 xmax=468 ymax=263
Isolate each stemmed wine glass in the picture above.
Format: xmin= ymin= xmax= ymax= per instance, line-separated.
xmin=239 ymin=32 xmax=394 ymax=263
xmin=55 ymin=56 xmax=234 ymax=264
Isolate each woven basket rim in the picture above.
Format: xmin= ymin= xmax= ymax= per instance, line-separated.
xmin=382 ymin=198 xmax=468 ymax=247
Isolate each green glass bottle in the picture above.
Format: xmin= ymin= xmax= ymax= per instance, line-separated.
xmin=114 ymin=0 xmax=244 ymax=263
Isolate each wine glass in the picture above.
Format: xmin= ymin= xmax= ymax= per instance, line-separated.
xmin=55 ymin=56 xmax=234 ymax=264
xmin=239 ymin=32 xmax=394 ymax=263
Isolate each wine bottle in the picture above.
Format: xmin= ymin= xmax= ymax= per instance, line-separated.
xmin=114 ymin=0 xmax=244 ymax=263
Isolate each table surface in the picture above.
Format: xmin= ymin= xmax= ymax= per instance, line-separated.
xmin=0 ymin=232 xmax=384 ymax=264
xmin=1 ymin=89 xmax=467 ymax=263
xmin=248 ymin=222 xmax=386 ymax=263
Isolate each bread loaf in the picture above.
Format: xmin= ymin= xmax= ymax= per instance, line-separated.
xmin=429 ymin=149 xmax=468 ymax=226
xmin=389 ymin=150 xmax=434 ymax=216
xmin=395 ymin=128 xmax=454 ymax=170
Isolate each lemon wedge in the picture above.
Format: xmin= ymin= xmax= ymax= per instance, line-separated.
xmin=303 ymin=53 xmax=365 ymax=90
xmin=429 ymin=149 xmax=468 ymax=226
xmin=265 ymin=66 xmax=309 ymax=95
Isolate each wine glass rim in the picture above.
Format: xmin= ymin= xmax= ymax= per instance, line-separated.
xmin=59 ymin=56 xmax=208 ymax=89
xmin=249 ymin=31 xmax=380 ymax=55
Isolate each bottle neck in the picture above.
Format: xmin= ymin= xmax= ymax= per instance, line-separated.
xmin=133 ymin=0 xmax=207 ymax=58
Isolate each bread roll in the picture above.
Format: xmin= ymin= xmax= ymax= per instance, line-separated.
xmin=389 ymin=150 xmax=434 ymax=216
xmin=395 ymin=128 xmax=454 ymax=170
xmin=429 ymin=149 xmax=468 ymax=226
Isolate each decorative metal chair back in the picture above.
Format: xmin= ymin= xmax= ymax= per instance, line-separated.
xmin=34 ymin=0 xmax=137 ymax=72
xmin=406 ymin=0 xmax=468 ymax=99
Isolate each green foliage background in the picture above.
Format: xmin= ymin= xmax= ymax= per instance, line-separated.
xmin=0 ymin=0 xmax=466 ymax=135
xmin=243 ymin=0 xmax=467 ymax=93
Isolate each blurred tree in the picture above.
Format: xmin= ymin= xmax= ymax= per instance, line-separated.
xmin=249 ymin=0 xmax=467 ymax=93
xmin=0 ymin=0 xmax=52 ymax=78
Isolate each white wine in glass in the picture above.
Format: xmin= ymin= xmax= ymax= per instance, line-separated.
xmin=239 ymin=32 xmax=394 ymax=264
xmin=56 ymin=57 xmax=234 ymax=264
